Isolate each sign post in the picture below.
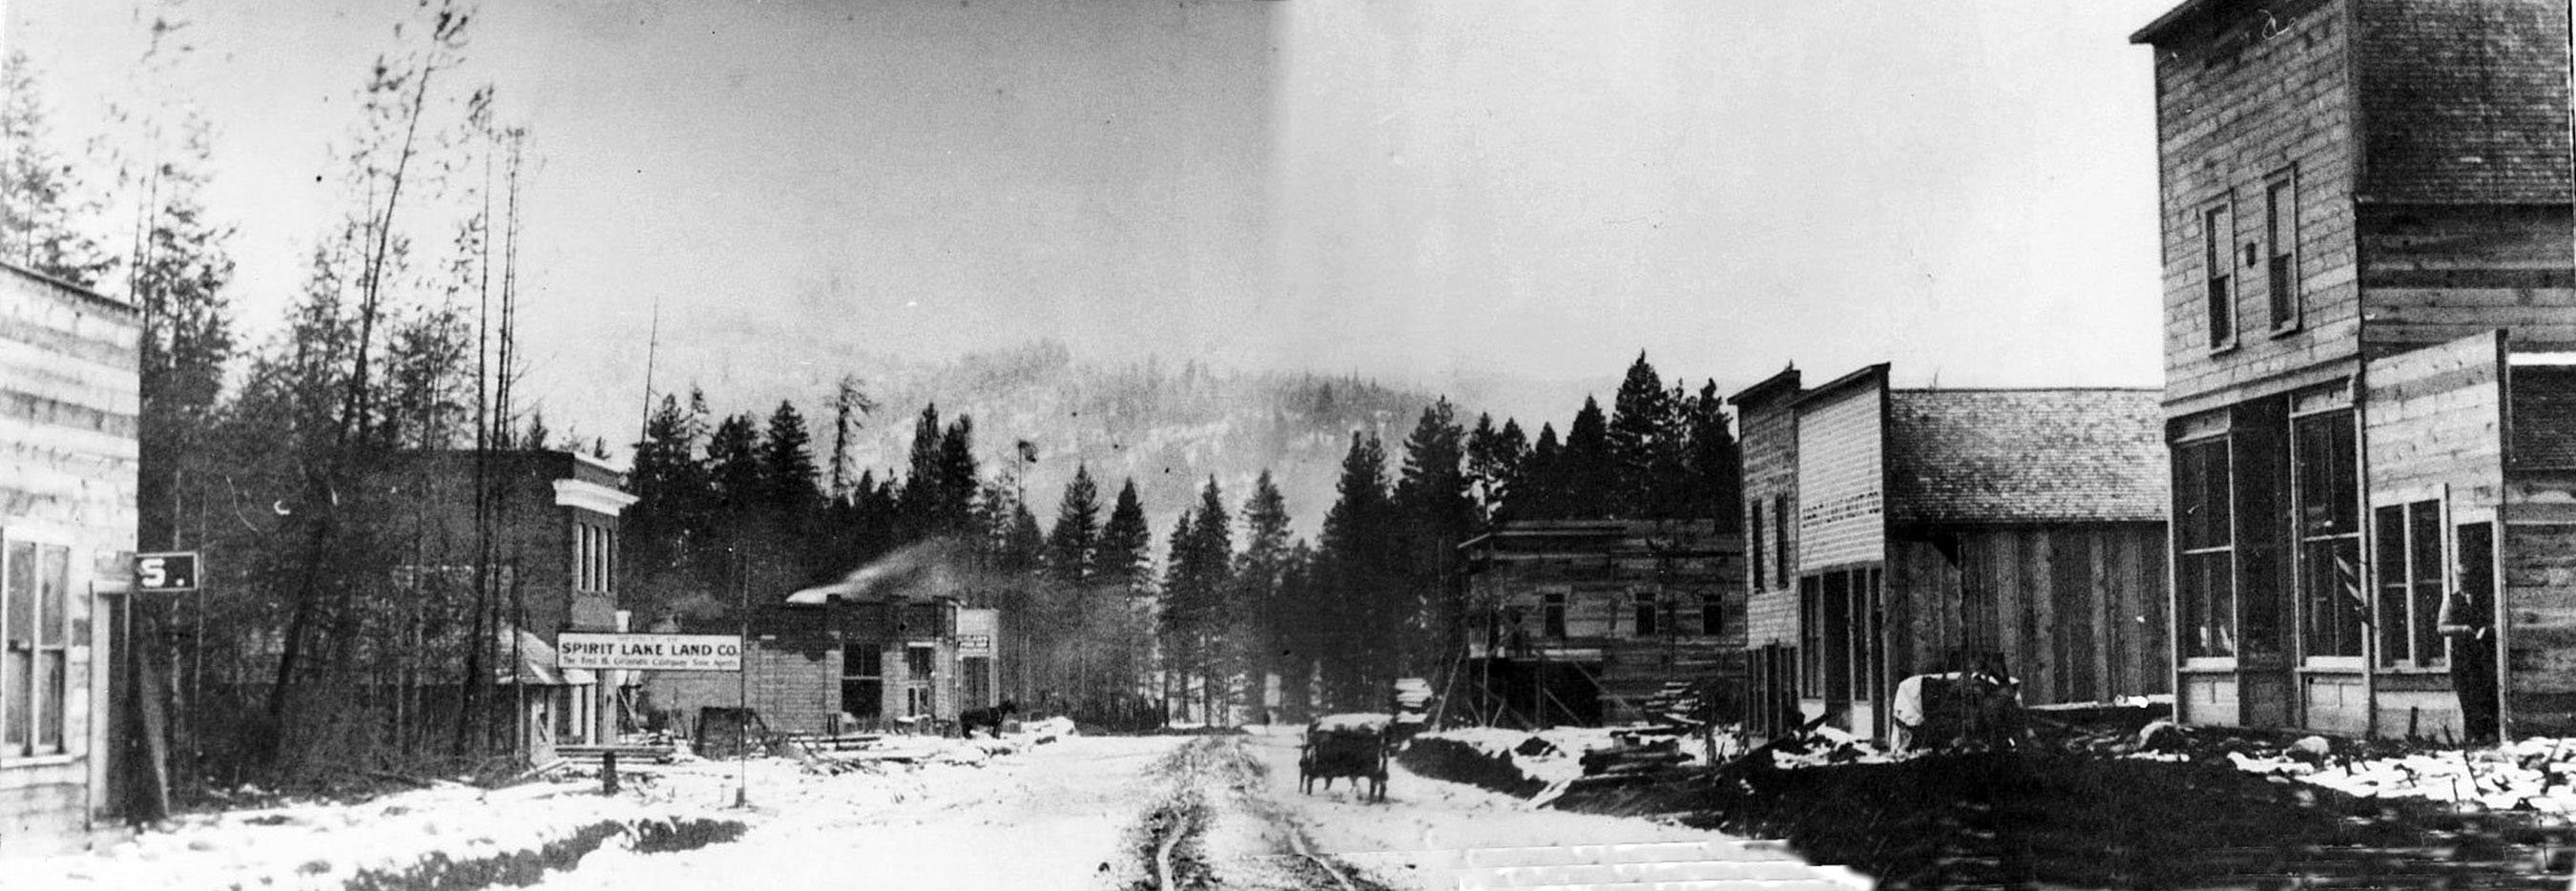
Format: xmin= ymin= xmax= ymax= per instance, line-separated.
xmin=557 ymin=632 xmax=747 ymax=804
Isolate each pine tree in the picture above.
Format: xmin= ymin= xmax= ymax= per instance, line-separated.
xmin=1236 ymin=471 xmax=1292 ymax=706
xmin=706 ymin=412 xmax=762 ymax=512
xmin=0 ymin=52 xmax=114 ymax=286
xmin=935 ymin=415 xmax=980 ymax=535
xmin=1046 ymin=465 xmax=1102 ymax=586
xmin=897 ymin=404 xmax=943 ymax=538
xmin=758 ymin=400 xmax=820 ymax=516
xmin=1680 ymin=379 xmax=1742 ymax=527
xmin=1318 ymin=431 xmax=1394 ymax=707
xmin=1395 ymin=399 xmax=1474 ymax=673
xmin=1097 ymin=479 xmax=1154 ymax=597
xmin=133 ymin=115 xmax=237 ymax=551
xmin=1608 ymin=353 xmax=1675 ymax=516
xmin=1559 ymin=397 xmax=1615 ymax=517
xmin=1511 ymin=423 xmax=1564 ymax=520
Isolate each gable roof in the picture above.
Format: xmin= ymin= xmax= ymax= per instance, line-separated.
xmin=1884 ymin=389 xmax=2169 ymax=526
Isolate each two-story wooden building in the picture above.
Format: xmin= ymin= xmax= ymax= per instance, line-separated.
xmin=0 ymin=265 xmax=138 ymax=853
xmin=2132 ymin=0 xmax=2574 ymax=738
xmin=1734 ymin=366 xmax=2171 ymax=741
xmin=1458 ymin=519 xmax=1743 ymax=726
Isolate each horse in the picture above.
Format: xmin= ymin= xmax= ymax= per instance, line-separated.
xmin=960 ymin=699 xmax=1020 ymax=738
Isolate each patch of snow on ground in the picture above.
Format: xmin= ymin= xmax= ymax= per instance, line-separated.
xmin=2226 ymin=737 xmax=2576 ymax=813
xmin=7 ymin=734 xmax=1041 ymax=891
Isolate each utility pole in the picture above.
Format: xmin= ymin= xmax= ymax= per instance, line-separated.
xmin=735 ymin=546 xmax=749 ymax=808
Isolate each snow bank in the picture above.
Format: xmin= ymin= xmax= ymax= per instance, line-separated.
xmin=2223 ymin=736 xmax=2576 ymax=813
xmin=14 ymin=736 xmax=1031 ymax=890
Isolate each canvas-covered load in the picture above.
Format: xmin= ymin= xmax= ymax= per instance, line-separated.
xmin=1311 ymin=713 xmax=1394 ymax=734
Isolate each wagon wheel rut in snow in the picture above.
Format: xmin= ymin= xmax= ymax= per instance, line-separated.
xmin=1122 ymin=736 xmax=1395 ymax=891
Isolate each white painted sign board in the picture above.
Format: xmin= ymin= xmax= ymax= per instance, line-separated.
xmin=558 ymin=632 xmax=743 ymax=671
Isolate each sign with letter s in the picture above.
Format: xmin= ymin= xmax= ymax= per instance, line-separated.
xmin=135 ymin=551 xmax=201 ymax=592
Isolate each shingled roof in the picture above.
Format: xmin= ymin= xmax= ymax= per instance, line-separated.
xmin=1884 ymin=389 xmax=2169 ymax=526
xmin=2355 ymin=0 xmax=2573 ymax=204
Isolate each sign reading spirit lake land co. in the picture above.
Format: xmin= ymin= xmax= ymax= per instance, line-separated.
xmin=557 ymin=632 xmax=743 ymax=671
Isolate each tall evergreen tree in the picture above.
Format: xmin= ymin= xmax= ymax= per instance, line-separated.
xmin=133 ymin=116 xmax=237 ymax=551
xmin=1679 ymin=379 xmax=1742 ymax=527
xmin=758 ymin=400 xmax=821 ymax=515
xmin=0 ymin=52 xmax=114 ymax=286
xmin=1097 ymin=479 xmax=1154 ymax=596
xmin=1318 ymin=431 xmax=1395 ymax=707
xmin=1608 ymin=353 xmax=1676 ymax=516
xmin=1511 ymin=423 xmax=1564 ymax=520
xmin=1046 ymin=465 xmax=1103 ymax=586
xmin=1395 ymin=399 xmax=1475 ymax=673
xmin=1236 ymin=471 xmax=1293 ymax=702
xmin=706 ymin=412 xmax=763 ymax=512
xmin=1559 ymin=397 xmax=1615 ymax=517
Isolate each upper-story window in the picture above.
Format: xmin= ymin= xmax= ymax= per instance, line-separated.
xmin=2205 ymin=200 xmax=2237 ymax=350
xmin=1631 ymin=590 xmax=1659 ymax=637
xmin=1542 ymin=591 xmax=1568 ymax=637
xmin=1771 ymin=494 xmax=1791 ymax=588
xmin=1748 ymin=502 xmax=1766 ymax=589
xmin=574 ymin=523 xmax=617 ymax=594
xmin=2266 ymin=171 xmax=2300 ymax=332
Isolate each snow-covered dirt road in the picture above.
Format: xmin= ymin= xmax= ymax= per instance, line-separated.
xmin=516 ymin=731 xmax=1868 ymax=891
xmin=1234 ymin=729 xmax=1871 ymax=890
xmin=527 ymin=735 xmax=1189 ymax=891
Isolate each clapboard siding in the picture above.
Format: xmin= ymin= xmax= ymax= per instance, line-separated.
xmin=1888 ymin=525 xmax=2171 ymax=707
xmin=2152 ymin=0 xmax=2364 ymax=409
xmin=1735 ymin=374 xmax=1801 ymax=647
xmin=0 ymin=267 xmax=137 ymax=855
xmin=2363 ymin=207 xmax=2576 ymax=352
xmin=1795 ymin=383 xmax=1884 ymax=571
xmin=2363 ymin=332 xmax=2506 ymax=506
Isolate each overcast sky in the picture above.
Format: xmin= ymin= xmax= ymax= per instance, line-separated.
xmin=10 ymin=0 xmax=2176 ymax=445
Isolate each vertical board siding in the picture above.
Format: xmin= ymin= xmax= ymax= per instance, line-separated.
xmin=1891 ymin=525 xmax=2171 ymax=707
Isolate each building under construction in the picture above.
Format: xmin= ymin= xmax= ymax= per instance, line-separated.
xmin=1456 ymin=519 xmax=1744 ymax=727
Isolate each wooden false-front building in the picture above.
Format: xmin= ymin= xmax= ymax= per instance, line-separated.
xmin=1734 ymin=366 xmax=2172 ymax=741
xmin=0 ymin=265 xmax=138 ymax=853
xmin=2133 ymin=0 xmax=2575 ymax=737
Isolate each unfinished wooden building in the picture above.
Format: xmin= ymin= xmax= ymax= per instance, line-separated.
xmin=2133 ymin=0 xmax=2575 ymax=737
xmin=1458 ymin=520 xmax=1744 ymax=726
xmin=1733 ymin=366 xmax=2172 ymax=741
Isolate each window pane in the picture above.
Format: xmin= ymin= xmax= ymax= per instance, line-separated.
xmin=5 ymin=541 xmax=31 ymax=646
xmin=2411 ymin=504 xmax=2445 ymax=668
xmin=2376 ymin=506 xmax=2409 ymax=666
xmin=2295 ymin=412 xmax=2358 ymax=536
xmin=1701 ymin=593 xmax=1723 ymax=636
xmin=60 ymin=547 xmax=87 ymax=647
xmin=2207 ymin=205 xmax=2234 ymax=346
xmin=1773 ymin=496 xmax=1791 ymax=587
xmin=36 ymin=546 xmax=65 ymax=647
xmin=3 ymin=651 xmax=25 ymax=750
xmin=2185 ymin=551 xmax=2236 ymax=658
xmin=2268 ymin=178 xmax=2296 ymax=326
xmin=37 ymin=651 xmax=61 ymax=750
xmin=2302 ymin=538 xmax=2365 ymax=657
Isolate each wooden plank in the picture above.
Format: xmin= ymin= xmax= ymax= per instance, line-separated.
xmin=2091 ymin=528 xmax=2115 ymax=703
xmin=1993 ymin=530 xmax=2024 ymax=692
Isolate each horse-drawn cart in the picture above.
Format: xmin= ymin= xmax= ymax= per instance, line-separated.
xmin=1299 ymin=713 xmax=1392 ymax=801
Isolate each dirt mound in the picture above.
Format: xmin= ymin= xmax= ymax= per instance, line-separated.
xmin=1396 ymin=736 xmax=1549 ymax=798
